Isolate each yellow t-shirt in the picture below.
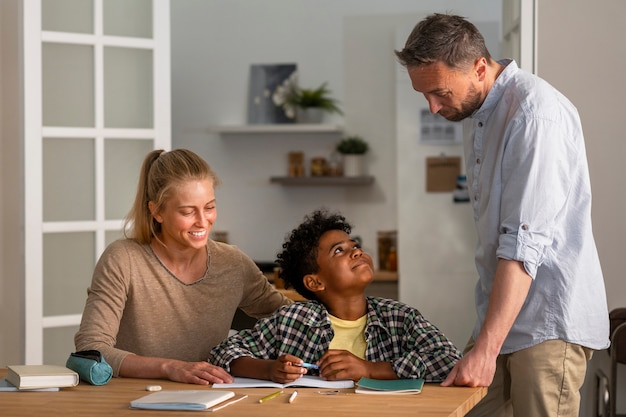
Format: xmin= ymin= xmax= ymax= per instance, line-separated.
xmin=328 ymin=314 xmax=367 ymax=359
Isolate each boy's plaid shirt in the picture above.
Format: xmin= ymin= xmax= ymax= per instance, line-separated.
xmin=209 ymin=297 xmax=461 ymax=381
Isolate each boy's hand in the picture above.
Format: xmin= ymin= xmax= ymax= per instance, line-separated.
xmin=269 ymin=354 xmax=307 ymax=383
xmin=317 ymin=349 xmax=368 ymax=381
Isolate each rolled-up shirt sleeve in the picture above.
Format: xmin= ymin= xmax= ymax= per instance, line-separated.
xmin=495 ymin=115 xmax=578 ymax=279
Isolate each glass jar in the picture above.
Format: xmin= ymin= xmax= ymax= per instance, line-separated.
xmin=310 ymin=157 xmax=327 ymax=176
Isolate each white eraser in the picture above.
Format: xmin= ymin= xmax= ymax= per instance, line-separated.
xmin=146 ymin=385 xmax=162 ymax=392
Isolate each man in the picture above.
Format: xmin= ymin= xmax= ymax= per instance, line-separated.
xmin=395 ymin=13 xmax=609 ymax=416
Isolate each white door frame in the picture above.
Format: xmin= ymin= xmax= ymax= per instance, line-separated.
xmin=22 ymin=0 xmax=171 ymax=364
xmin=502 ymin=0 xmax=537 ymax=73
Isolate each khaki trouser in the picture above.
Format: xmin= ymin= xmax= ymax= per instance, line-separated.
xmin=465 ymin=338 xmax=593 ymax=417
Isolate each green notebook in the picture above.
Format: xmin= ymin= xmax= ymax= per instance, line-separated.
xmin=355 ymin=377 xmax=424 ymax=395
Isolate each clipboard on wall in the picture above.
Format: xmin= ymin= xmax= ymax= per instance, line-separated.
xmin=425 ymin=156 xmax=461 ymax=192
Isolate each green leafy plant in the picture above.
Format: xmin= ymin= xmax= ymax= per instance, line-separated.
xmin=273 ymin=73 xmax=342 ymax=119
xmin=336 ymin=136 xmax=369 ymax=154
xmin=287 ymin=83 xmax=343 ymax=114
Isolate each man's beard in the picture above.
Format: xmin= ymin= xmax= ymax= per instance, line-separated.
xmin=440 ymin=86 xmax=482 ymax=122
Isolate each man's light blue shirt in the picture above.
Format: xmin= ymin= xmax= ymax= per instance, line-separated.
xmin=464 ymin=60 xmax=609 ymax=353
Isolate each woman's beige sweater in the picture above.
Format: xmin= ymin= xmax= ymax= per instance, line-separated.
xmin=75 ymin=238 xmax=290 ymax=376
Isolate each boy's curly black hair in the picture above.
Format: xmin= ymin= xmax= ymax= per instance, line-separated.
xmin=275 ymin=209 xmax=352 ymax=301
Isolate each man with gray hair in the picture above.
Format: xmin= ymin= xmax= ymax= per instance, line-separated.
xmin=395 ymin=13 xmax=609 ymax=417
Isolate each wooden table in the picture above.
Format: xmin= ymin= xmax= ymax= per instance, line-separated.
xmin=0 ymin=369 xmax=486 ymax=416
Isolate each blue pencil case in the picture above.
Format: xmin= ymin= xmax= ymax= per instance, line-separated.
xmin=66 ymin=350 xmax=113 ymax=386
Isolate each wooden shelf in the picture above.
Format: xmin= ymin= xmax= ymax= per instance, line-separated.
xmin=270 ymin=270 xmax=397 ymax=302
xmin=265 ymin=269 xmax=396 ymax=283
xmin=372 ymin=270 xmax=399 ymax=281
xmin=208 ymin=124 xmax=342 ymax=135
xmin=270 ymin=176 xmax=374 ymax=186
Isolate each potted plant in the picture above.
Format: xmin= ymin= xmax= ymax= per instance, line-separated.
xmin=291 ymin=83 xmax=342 ymax=114
xmin=336 ymin=136 xmax=369 ymax=177
xmin=275 ymin=80 xmax=343 ymax=123
xmin=336 ymin=136 xmax=369 ymax=154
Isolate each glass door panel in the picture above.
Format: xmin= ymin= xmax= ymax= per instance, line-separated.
xmin=42 ymin=0 xmax=93 ymax=33
xmin=104 ymin=47 xmax=153 ymax=128
xmin=43 ymin=232 xmax=95 ymax=316
xmin=106 ymin=230 xmax=125 ymax=246
xmin=42 ymin=43 xmax=94 ymax=127
xmin=25 ymin=0 xmax=169 ymax=365
xmin=103 ymin=0 xmax=152 ymax=38
xmin=43 ymin=326 xmax=80 ymax=365
xmin=43 ymin=138 xmax=95 ymax=222
xmin=104 ymin=139 xmax=154 ymax=220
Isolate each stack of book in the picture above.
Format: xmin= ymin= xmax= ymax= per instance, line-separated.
xmin=0 ymin=364 xmax=79 ymax=391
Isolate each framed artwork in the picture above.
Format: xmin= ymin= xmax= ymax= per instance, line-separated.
xmin=419 ymin=109 xmax=462 ymax=145
xmin=247 ymin=63 xmax=297 ymax=124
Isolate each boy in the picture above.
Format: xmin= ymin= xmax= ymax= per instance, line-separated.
xmin=209 ymin=209 xmax=461 ymax=383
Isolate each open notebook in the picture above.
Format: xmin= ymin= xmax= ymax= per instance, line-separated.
xmin=213 ymin=375 xmax=354 ymax=389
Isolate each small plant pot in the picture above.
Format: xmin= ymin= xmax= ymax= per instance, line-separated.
xmin=342 ymin=154 xmax=366 ymax=177
xmin=296 ymin=107 xmax=324 ymax=123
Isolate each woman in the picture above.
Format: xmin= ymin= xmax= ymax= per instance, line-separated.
xmin=75 ymin=149 xmax=291 ymax=384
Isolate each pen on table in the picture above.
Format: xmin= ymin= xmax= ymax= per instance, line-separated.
xmin=289 ymin=390 xmax=298 ymax=404
xmin=258 ymin=390 xmax=283 ymax=403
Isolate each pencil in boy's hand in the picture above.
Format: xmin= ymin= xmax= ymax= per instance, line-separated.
xmin=299 ymin=362 xmax=319 ymax=370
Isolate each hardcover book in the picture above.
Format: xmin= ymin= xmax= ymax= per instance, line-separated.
xmin=6 ymin=365 xmax=79 ymax=390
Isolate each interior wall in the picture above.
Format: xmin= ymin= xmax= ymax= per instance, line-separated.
xmin=0 ymin=0 xmax=24 ymax=366
xmin=170 ymin=0 xmax=501 ymax=267
xmin=536 ymin=2 xmax=626 ymax=415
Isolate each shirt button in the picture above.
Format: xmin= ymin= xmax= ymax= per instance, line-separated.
xmin=521 ymin=224 xmax=529 ymax=230
xmin=478 ymin=122 xmax=483 ymax=127
xmin=476 ymin=158 xmax=481 ymax=164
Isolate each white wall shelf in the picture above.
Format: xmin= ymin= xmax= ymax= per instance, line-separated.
xmin=209 ymin=124 xmax=373 ymax=187
xmin=208 ymin=124 xmax=343 ymax=135
xmin=270 ymin=176 xmax=374 ymax=186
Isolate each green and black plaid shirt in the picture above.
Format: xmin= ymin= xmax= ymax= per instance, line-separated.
xmin=209 ymin=297 xmax=461 ymax=381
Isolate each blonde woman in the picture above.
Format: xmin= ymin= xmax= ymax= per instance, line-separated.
xmin=75 ymin=149 xmax=291 ymax=384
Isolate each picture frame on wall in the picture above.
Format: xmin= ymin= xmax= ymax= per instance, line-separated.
xmin=419 ymin=109 xmax=462 ymax=145
xmin=247 ymin=63 xmax=297 ymax=124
